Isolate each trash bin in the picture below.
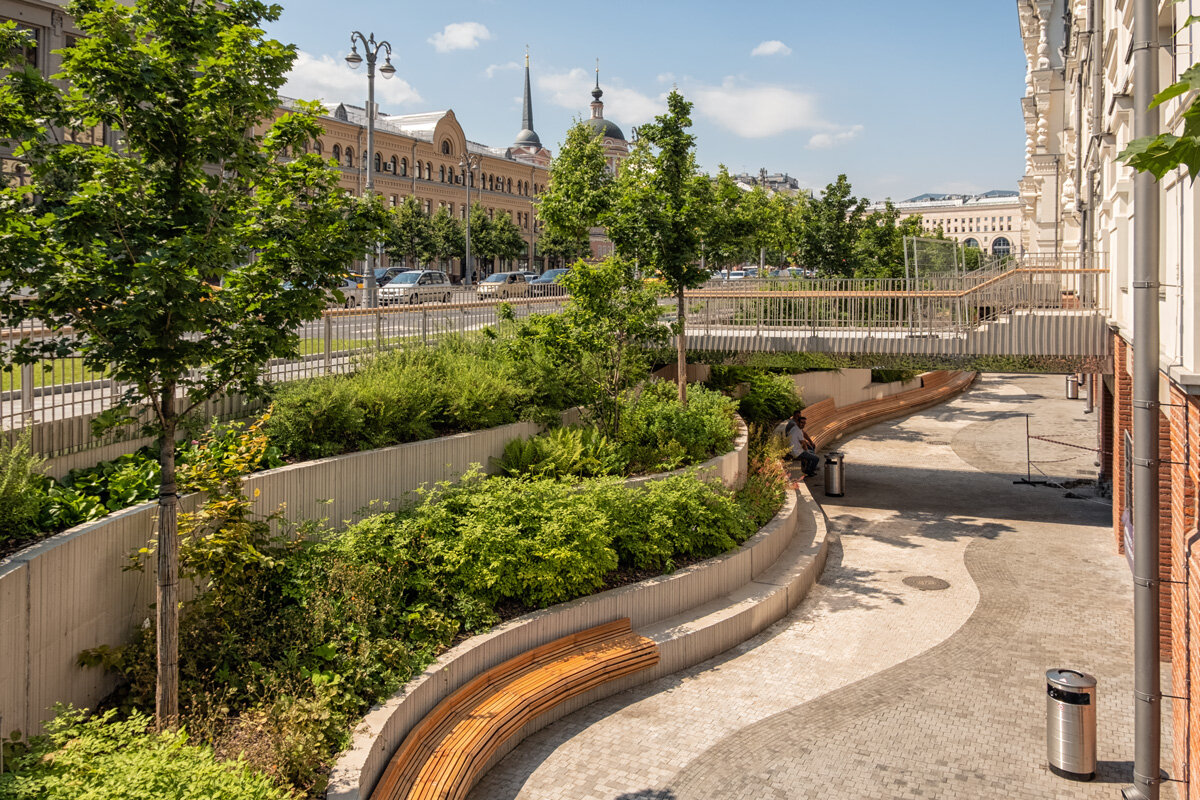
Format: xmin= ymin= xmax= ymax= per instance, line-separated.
xmin=1066 ymin=374 xmax=1080 ymax=399
xmin=1046 ymin=668 xmax=1096 ymax=781
xmin=824 ymin=452 xmax=845 ymax=497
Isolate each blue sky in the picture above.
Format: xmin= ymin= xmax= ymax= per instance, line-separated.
xmin=269 ymin=1 xmax=1026 ymax=202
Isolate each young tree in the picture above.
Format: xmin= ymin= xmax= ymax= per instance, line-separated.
xmin=606 ymin=90 xmax=708 ymax=403
xmin=854 ymin=201 xmax=923 ymax=279
xmin=467 ymin=202 xmax=495 ymax=275
xmin=385 ymin=195 xmax=433 ymax=269
xmin=796 ymin=174 xmax=867 ymax=277
xmin=428 ymin=206 xmax=464 ymax=272
xmin=559 ymin=257 xmax=666 ymax=435
xmin=0 ymin=2 xmax=378 ymax=728
xmin=488 ymin=212 xmax=527 ymax=268
xmin=537 ymin=225 xmax=587 ymax=269
xmin=537 ymin=121 xmax=612 ymax=256
xmin=702 ymin=165 xmax=751 ymax=274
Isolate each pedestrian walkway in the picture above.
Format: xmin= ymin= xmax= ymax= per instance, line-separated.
xmin=467 ymin=373 xmax=1173 ymax=800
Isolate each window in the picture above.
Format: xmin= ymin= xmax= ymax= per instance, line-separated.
xmin=374 ymin=152 xmax=382 ymax=173
xmin=332 ymin=144 xmax=341 ymax=164
xmin=426 ymin=162 xmax=432 ymax=179
xmin=991 ymin=237 xmax=1011 ymax=256
xmin=390 ymin=155 xmax=398 ymax=175
xmin=314 ymin=141 xmax=323 ymax=155
xmin=400 ymin=157 xmax=408 ymax=177
xmin=441 ymin=140 xmax=451 ymax=155
xmin=507 ymin=178 xmax=512 ymax=193
xmin=417 ymin=161 xmax=423 ymax=179
xmin=440 ymin=165 xmax=446 ymax=182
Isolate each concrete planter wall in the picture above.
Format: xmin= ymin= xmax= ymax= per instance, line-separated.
xmin=0 ymin=414 xmax=747 ymax=740
xmin=327 ymin=482 xmax=827 ymax=800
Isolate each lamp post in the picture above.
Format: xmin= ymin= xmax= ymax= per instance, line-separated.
xmin=346 ymin=31 xmax=396 ymax=308
xmin=459 ymin=152 xmax=481 ymax=286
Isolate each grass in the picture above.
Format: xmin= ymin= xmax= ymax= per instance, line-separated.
xmin=1 ymin=358 xmax=108 ymax=391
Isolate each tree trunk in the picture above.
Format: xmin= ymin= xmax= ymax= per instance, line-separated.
xmin=676 ymin=287 xmax=687 ymax=406
xmin=155 ymin=386 xmax=179 ymax=730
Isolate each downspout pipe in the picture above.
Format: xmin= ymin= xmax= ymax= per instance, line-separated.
xmin=1123 ymin=0 xmax=1162 ymax=795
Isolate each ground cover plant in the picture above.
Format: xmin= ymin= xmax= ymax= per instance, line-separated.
xmin=498 ymin=380 xmax=739 ymax=479
xmin=68 ymin=435 xmax=784 ymax=797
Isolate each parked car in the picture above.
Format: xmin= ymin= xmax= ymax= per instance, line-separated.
xmin=377 ymin=269 xmax=452 ymax=305
xmin=529 ymin=268 xmax=570 ymax=296
xmin=521 ymin=271 xmax=539 ymax=282
xmin=374 ymin=266 xmax=410 ymax=286
xmin=477 ymin=271 xmax=530 ymax=298
xmin=724 ymin=270 xmax=747 ymax=281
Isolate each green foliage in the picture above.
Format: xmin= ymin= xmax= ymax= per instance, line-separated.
xmin=736 ymin=443 xmax=790 ymax=529
xmin=1121 ymin=60 xmax=1200 ymax=179
xmin=266 ymin=336 xmax=573 ymax=460
xmin=537 ymin=121 xmax=613 ymax=249
xmin=497 ymin=426 xmax=624 ymax=479
xmin=619 ymin=381 xmax=738 ymax=473
xmin=428 ymin=206 xmax=464 ymax=268
xmin=558 ymin=257 xmax=668 ymax=434
xmin=384 ymin=196 xmax=434 ymax=267
xmin=0 ymin=429 xmax=47 ymax=542
xmin=702 ymin=351 xmax=844 ymax=390
xmin=796 ymin=174 xmax=867 ymax=277
xmin=854 ymin=202 xmax=923 ymax=279
xmin=737 ymin=373 xmax=800 ymax=426
xmin=870 ymin=368 xmax=919 ymax=384
xmin=0 ymin=707 xmax=292 ymax=800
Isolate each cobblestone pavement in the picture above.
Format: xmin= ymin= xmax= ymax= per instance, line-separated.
xmin=468 ymin=374 xmax=1172 ymax=800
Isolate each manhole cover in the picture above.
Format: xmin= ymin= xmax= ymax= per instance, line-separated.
xmin=903 ymin=575 xmax=950 ymax=591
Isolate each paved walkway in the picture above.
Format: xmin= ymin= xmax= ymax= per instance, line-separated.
xmin=468 ymin=373 xmax=1172 ymax=800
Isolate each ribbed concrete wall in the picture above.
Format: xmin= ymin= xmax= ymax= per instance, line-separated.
xmin=0 ymin=421 xmax=538 ymax=738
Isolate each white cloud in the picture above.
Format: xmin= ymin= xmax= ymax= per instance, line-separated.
xmin=538 ymin=68 xmax=663 ymax=126
xmin=428 ymin=22 xmax=492 ymax=53
xmin=283 ymin=51 xmax=422 ymax=108
xmin=751 ymin=40 xmax=792 ymax=57
xmin=485 ymin=61 xmax=520 ymax=79
xmin=807 ymin=124 xmax=865 ymax=149
xmin=690 ymin=78 xmax=832 ymax=139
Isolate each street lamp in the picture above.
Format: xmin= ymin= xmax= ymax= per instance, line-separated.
xmin=459 ymin=152 xmax=481 ymax=287
xmin=346 ymin=31 xmax=396 ymax=308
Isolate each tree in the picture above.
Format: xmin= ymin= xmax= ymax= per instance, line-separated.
xmin=428 ymin=206 xmax=464 ymax=272
xmin=384 ymin=196 xmax=433 ymax=269
xmin=702 ymin=165 xmax=752 ymax=274
xmin=606 ymin=90 xmax=708 ymax=403
xmin=488 ymin=212 xmax=527 ymax=267
xmin=537 ymin=121 xmax=612 ymax=256
xmin=0 ymin=2 xmax=377 ymax=728
xmin=558 ymin=258 xmax=666 ymax=435
xmin=796 ymin=174 xmax=867 ymax=277
xmin=854 ymin=201 xmax=923 ymax=279
xmin=467 ymin=202 xmax=494 ymax=274
xmin=537 ymin=225 xmax=587 ymax=269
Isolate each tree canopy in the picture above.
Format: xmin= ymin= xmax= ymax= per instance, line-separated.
xmin=0 ymin=0 xmax=378 ymax=727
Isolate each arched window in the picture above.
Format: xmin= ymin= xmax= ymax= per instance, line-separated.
xmin=468 ymin=171 xmax=474 ymax=187
xmin=441 ymin=140 xmax=451 ymax=155
xmin=426 ymin=162 xmax=433 ymax=180
xmin=332 ymin=144 xmax=341 ymax=164
xmin=374 ymin=152 xmax=382 ymax=173
xmin=362 ymin=149 xmax=368 ymax=166
xmin=488 ymin=175 xmax=494 ymax=191
xmin=439 ymin=165 xmax=446 ymax=182
xmin=991 ymin=237 xmax=1012 ymax=257
xmin=963 ymin=238 xmax=979 ymax=249
xmin=417 ymin=161 xmax=423 ymax=179
xmin=314 ymin=140 xmax=323 ymax=155
xmin=344 ymin=149 xmax=353 ymax=168
xmin=506 ymin=178 xmax=512 ymax=193
xmin=400 ymin=158 xmax=407 ymax=177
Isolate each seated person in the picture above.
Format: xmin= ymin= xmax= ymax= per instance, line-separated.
xmin=785 ymin=410 xmax=820 ymax=478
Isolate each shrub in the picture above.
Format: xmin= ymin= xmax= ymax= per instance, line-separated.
xmin=870 ymin=368 xmax=919 ymax=384
xmin=496 ymin=425 xmax=624 ymax=479
xmin=618 ymin=381 xmax=738 ymax=473
xmin=0 ymin=429 xmax=48 ymax=542
xmin=0 ymin=708 xmax=291 ymax=800
xmin=737 ymin=372 xmax=800 ymax=426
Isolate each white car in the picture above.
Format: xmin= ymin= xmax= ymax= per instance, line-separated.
xmin=477 ymin=271 xmax=530 ymax=298
xmin=378 ymin=270 xmax=452 ymax=305
xmin=724 ymin=270 xmax=747 ymax=281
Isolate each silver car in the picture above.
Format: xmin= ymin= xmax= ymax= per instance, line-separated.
xmin=378 ymin=270 xmax=452 ymax=305
xmin=477 ymin=271 xmax=530 ymax=299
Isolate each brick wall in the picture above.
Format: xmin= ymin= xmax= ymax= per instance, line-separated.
xmin=1113 ymin=333 xmax=1133 ymax=551
xmin=1170 ymin=386 xmax=1199 ymax=796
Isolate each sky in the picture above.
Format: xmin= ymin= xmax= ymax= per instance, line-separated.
xmin=268 ymin=1 xmax=1027 ymax=203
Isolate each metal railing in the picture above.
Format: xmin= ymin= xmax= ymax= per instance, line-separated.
xmin=2 ymin=257 xmax=1106 ymax=458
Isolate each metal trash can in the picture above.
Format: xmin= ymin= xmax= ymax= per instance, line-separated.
xmin=1046 ymin=668 xmax=1097 ymax=781
xmin=1066 ymin=374 xmax=1080 ymax=399
xmin=824 ymin=452 xmax=845 ymax=497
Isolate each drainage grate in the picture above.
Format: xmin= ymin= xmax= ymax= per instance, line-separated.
xmin=903 ymin=575 xmax=950 ymax=591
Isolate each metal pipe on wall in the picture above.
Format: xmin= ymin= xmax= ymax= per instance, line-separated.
xmin=1123 ymin=0 xmax=1162 ymax=795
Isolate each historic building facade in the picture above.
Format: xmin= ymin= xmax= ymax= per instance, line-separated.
xmin=868 ymin=192 xmax=1023 ymax=255
xmin=1018 ymin=1 xmax=1200 ymax=793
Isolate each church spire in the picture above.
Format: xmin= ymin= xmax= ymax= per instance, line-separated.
xmin=512 ymin=46 xmax=542 ymax=149
xmin=590 ymin=58 xmax=604 ymax=118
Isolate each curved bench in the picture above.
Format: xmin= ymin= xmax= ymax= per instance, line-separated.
xmin=370 ymin=619 xmax=659 ymax=800
xmin=802 ymin=370 xmax=976 ymax=452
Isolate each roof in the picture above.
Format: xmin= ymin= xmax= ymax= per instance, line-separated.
xmin=582 ymin=116 xmax=626 ymax=142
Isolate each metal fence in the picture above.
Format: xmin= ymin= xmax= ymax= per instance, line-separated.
xmin=2 ymin=259 xmax=1107 ymax=459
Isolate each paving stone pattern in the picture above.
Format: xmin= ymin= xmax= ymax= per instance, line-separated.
xmin=467 ymin=374 xmax=1173 ymax=800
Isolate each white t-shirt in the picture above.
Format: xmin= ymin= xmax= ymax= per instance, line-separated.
xmin=787 ymin=420 xmax=807 ymax=457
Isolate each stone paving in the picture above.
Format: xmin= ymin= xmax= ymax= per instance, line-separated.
xmin=467 ymin=373 xmax=1173 ymax=800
